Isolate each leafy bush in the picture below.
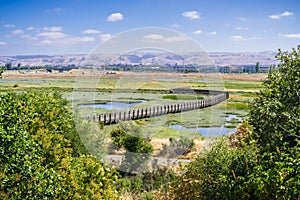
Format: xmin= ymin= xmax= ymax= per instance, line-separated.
xmin=0 ymin=125 xmax=64 ymax=199
xmin=110 ymin=121 xmax=153 ymax=154
xmin=110 ymin=122 xmax=154 ymax=174
xmin=0 ymin=91 xmax=119 ymax=199
xmin=159 ymin=136 xmax=195 ymax=158
xmin=75 ymin=118 xmax=108 ymax=159
xmin=246 ymin=47 xmax=300 ymax=199
xmin=57 ymin=156 xmax=119 ymax=199
xmin=161 ymin=47 xmax=300 ymax=199
xmin=0 ymin=91 xmax=87 ymax=156
xmin=163 ymin=137 xmax=257 ymax=200
xmin=118 ymin=167 xmax=177 ymax=199
xmin=249 ymin=47 xmax=300 ymax=153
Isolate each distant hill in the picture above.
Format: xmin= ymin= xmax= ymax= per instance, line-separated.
xmin=0 ymin=51 xmax=278 ymax=67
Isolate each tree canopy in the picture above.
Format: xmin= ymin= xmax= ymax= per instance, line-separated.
xmin=0 ymin=91 xmax=119 ymax=199
xmin=162 ymin=46 xmax=300 ymax=200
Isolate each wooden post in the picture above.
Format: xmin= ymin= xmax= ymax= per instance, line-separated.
xmin=103 ymin=114 xmax=107 ymax=124
xmin=108 ymin=113 xmax=112 ymax=124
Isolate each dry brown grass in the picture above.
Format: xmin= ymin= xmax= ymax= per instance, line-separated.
xmin=220 ymin=73 xmax=267 ymax=81
xmin=150 ymin=138 xmax=211 ymax=159
xmin=3 ymin=69 xmax=266 ymax=81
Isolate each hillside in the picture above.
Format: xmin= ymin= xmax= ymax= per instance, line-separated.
xmin=0 ymin=51 xmax=277 ymax=67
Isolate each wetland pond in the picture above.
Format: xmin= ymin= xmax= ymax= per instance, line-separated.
xmin=78 ymin=100 xmax=244 ymax=137
xmin=78 ymin=100 xmax=147 ymax=110
xmin=168 ymin=114 xmax=243 ymax=137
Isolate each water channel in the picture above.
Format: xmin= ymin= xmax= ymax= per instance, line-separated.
xmin=79 ymin=100 xmax=243 ymax=136
xmin=168 ymin=114 xmax=243 ymax=136
xmin=78 ymin=100 xmax=147 ymax=110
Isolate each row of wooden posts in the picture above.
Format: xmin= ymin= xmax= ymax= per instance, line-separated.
xmin=90 ymin=89 xmax=229 ymax=125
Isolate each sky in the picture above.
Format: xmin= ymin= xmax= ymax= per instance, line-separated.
xmin=0 ymin=0 xmax=299 ymax=55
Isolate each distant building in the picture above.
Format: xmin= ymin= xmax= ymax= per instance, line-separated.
xmin=218 ymin=64 xmax=268 ymax=73
xmin=241 ymin=65 xmax=257 ymax=73
xmin=219 ymin=66 xmax=230 ymax=73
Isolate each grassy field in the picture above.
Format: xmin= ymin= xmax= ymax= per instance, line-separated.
xmin=1 ymin=70 xmax=264 ymax=140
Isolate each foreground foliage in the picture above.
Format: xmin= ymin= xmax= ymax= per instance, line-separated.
xmin=110 ymin=122 xmax=154 ymax=175
xmin=0 ymin=91 xmax=118 ymax=199
xmin=247 ymin=47 xmax=300 ymax=199
xmin=158 ymin=136 xmax=195 ymax=158
xmin=159 ymin=47 xmax=300 ymax=199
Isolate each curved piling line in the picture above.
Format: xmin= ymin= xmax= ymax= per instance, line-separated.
xmin=89 ymin=89 xmax=229 ymax=125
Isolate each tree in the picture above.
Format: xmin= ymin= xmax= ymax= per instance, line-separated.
xmin=17 ymin=63 xmax=21 ymax=70
xmin=255 ymin=62 xmax=260 ymax=73
xmin=247 ymin=46 xmax=300 ymax=199
xmin=4 ymin=62 xmax=12 ymax=70
xmin=0 ymin=91 xmax=119 ymax=199
xmin=110 ymin=122 xmax=153 ymax=174
xmin=0 ymin=66 xmax=3 ymax=78
xmin=249 ymin=47 xmax=300 ymax=153
xmin=162 ymin=47 xmax=300 ymax=200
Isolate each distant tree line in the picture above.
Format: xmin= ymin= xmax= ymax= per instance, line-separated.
xmin=105 ymin=63 xmax=218 ymax=73
xmin=1 ymin=62 xmax=80 ymax=72
xmin=218 ymin=62 xmax=271 ymax=74
xmin=1 ymin=61 xmax=270 ymax=74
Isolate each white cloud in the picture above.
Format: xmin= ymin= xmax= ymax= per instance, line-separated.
xmin=82 ymin=29 xmax=101 ymax=34
xmin=269 ymin=11 xmax=293 ymax=19
xmin=182 ymin=11 xmax=200 ymax=20
xmin=238 ymin=17 xmax=247 ymax=22
xmin=279 ymin=33 xmax=300 ymax=39
xmin=0 ymin=41 xmax=8 ymax=46
xmin=99 ymin=34 xmax=112 ymax=42
xmin=34 ymin=29 xmax=97 ymax=46
xmin=43 ymin=26 xmax=63 ymax=32
xmin=27 ymin=26 xmax=35 ymax=31
xmin=193 ymin=29 xmax=203 ymax=34
xmin=209 ymin=31 xmax=217 ymax=35
xmin=10 ymin=25 xmax=99 ymax=47
xmin=230 ymin=35 xmax=246 ymax=41
xmin=37 ymin=31 xmax=67 ymax=40
xmin=107 ymin=12 xmax=124 ymax=22
xmin=170 ymin=24 xmax=180 ymax=28
xmin=21 ymin=34 xmax=31 ymax=39
xmin=4 ymin=24 xmax=15 ymax=28
xmin=235 ymin=26 xmax=248 ymax=31
xmin=230 ymin=35 xmax=258 ymax=41
xmin=7 ymin=25 xmax=103 ymax=47
xmin=143 ymin=34 xmax=187 ymax=43
xmin=12 ymin=29 xmax=24 ymax=35
xmin=36 ymin=35 xmax=95 ymax=46
xmin=144 ymin=34 xmax=164 ymax=41
xmin=165 ymin=36 xmax=188 ymax=42
xmin=39 ymin=39 xmax=53 ymax=45
xmin=82 ymin=29 xmax=112 ymax=42
xmin=71 ymin=36 xmax=95 ymax=42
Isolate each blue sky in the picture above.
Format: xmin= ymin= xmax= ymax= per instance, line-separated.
xmin=0 ymin=0 xmax=299 ymax=55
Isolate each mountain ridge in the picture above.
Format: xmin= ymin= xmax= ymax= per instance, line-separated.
xmin=0 ymin=51 xmax=278 ymax=67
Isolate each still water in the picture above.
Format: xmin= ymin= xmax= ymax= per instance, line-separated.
xmin=78 ymin=100 xmax=147 ymax=110
xmin=168 ymin=114 xmax=242 ymax=137
xmin=168 ymin=124 xmax=236 ymax=137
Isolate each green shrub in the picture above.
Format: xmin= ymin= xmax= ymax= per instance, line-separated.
xmin=163 ymin=47 xmax=300 ymax=199
xmin=159 ymin=136 xmax=195 ymax=157
xmin=165 ymin=137 xmax=257 ymax=200
xmin=246 ymin=46 xmax=300 ymax=199
xmin=110 ymin=122 xmax=154 ymax=175
xmin=0 ymin=91 xmax=119 ymax=199
xmin=117 ymin=167 xmax=177 ymax=198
